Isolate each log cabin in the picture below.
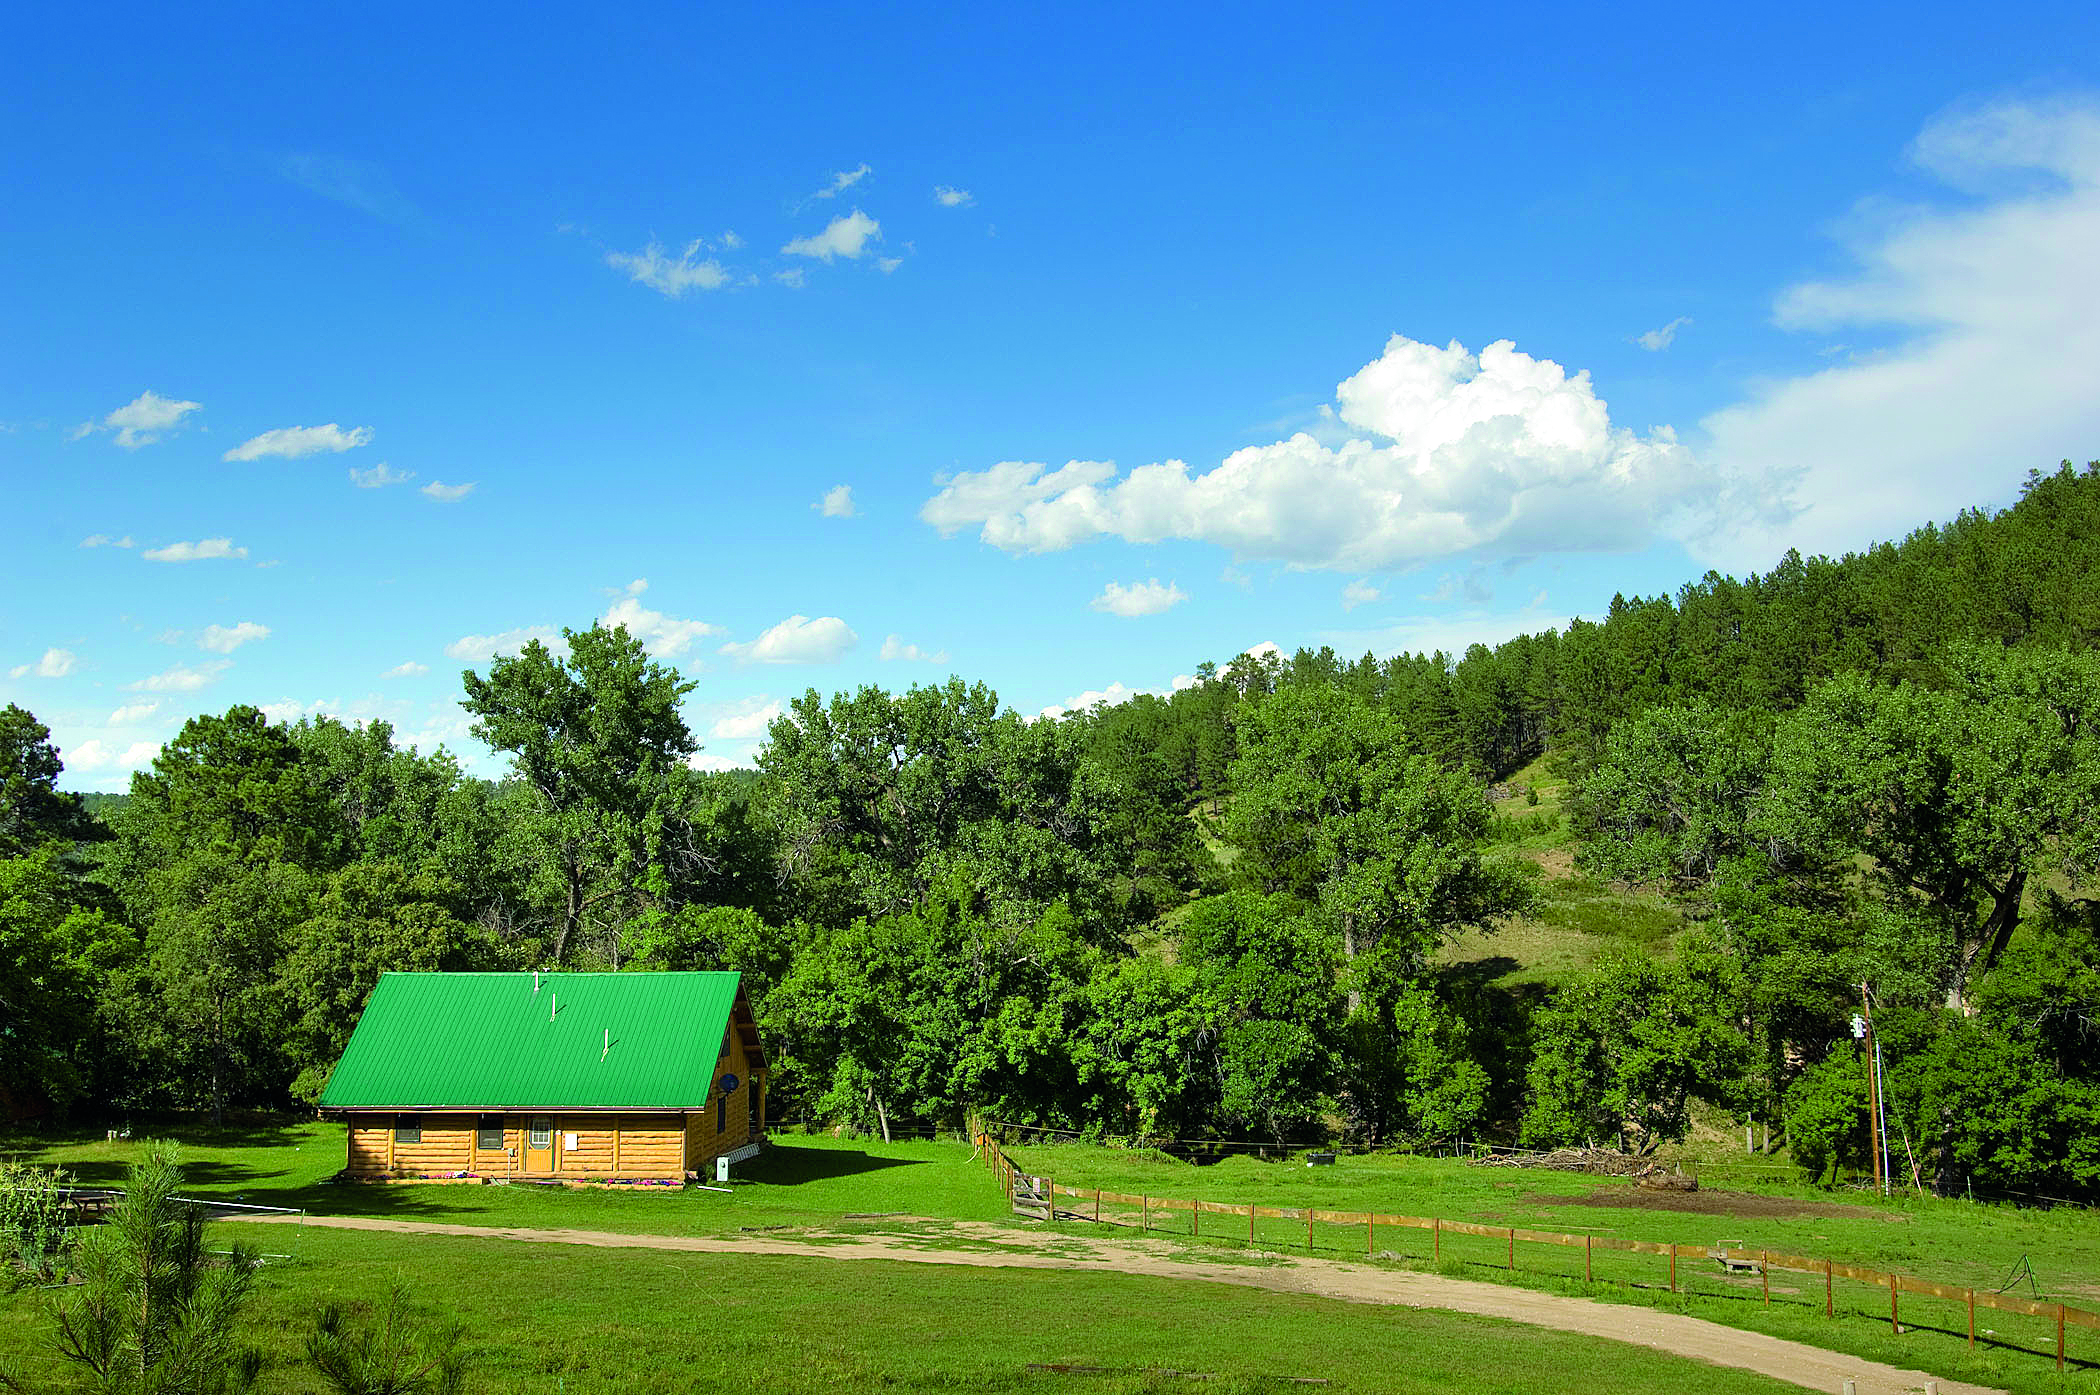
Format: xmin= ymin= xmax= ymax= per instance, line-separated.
xmin=318 ymin=971 xmax=766 ymax=1183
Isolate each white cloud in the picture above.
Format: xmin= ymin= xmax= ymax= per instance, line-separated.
xmin=686 ymin=751 xmax=748 ymax=773
xmin=108 ymin=700 xmax=160 ymax=724
xmin=279 ymin=154 xmax=417 ymax=223
xmin=65 ymin=738 xmax=163 ymax=774
xmin=351 ymin=462 xmax=416 ymax=488
xmin=1039 ymin=683 xmax=1149 ymax=720
xmin=421 ymin=480 xmax=476 ymax=503
xmin=782 ymin=210 xmax=881 ymax=262
xmin=9 ymin=648 xmax=76 ymax=679
xmin=1319 ymin=603 xmax=1567 ymax=660
xmin=934 ymin=186 xmax=974 ymax=208
xmin=1697 ymin=96 xmax=2100 ymax=569
xmin=198 ymin=622 xmax=270 ymax=654
xmin=879 ymin=634 xmax=949 ymax=663
xmin=774 ymin=268 xmax=807 ymax=289
xmin=444 ymin=627 xmax=562 ymax=662
xmin=1342 ymin=579 xmax=1382 ymax=611
xmin=1422 ymin=567 xmax=1495 ymax=606
xmin=720 ymin=614 xmax=858 ymax=664
xmin=126 ymin=660 xmax=230 ymax=693
xmin=816 ymin=484 xmax=856 ymax=517
xmin=78 ymin=391 xmax=202 ymax=448
xmin=811 ymin=163 xmax=871 ymax=200
xmin=721 ymin=231 xmax=744 ymax=249
xmin=607 ymin=239 xmax=734 ymax=297
xmin=921 ymin=333 xmax=1731 ymax=572
xmin=601 ymin=579 xmax=722 ymax=658
xmin=143 ymin=537 xmax=248 ymax=563
xmin=1636 ymin=316 xmax=1692 ymax=351
xmin=224 ymin=423 xmax=372 ymax=461
xmin=1090 ymin=578 xmax=1187 ymax=617
xmin=381 ymin=661 xmax=429 ymax=679
xmin=709 ymin=698 xmax=782 ymax=740
xmin=876 ymin=257 xmax=902 ymax=274
xmin=80 ymin=534 xmax=135 ymax=548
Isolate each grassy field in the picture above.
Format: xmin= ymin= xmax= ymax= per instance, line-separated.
xmin=0 ymin=1119 xmax=1012 ymax=1236
xmin=0 ymin=1222 xmax=1818 ymax=1395
xmin=6 ymin=1120 xmax=2098 ymax=1390
xmin=999 ymin=1139 xmax=2100 ymax=1392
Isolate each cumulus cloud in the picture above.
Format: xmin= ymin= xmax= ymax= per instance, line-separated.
xmin=64 ymin=738 xmax=163 ymax=774
xmin=143 ymin=537 xmax=247 ymax=563
xmin=601 ymin=579 xmax=722 ymax=658
xmin=126 ymin=660 xmax=230 ymax=692
xmin=774 ymin=268 xmax=807 ymax=289
xmin=9 ymin=648 xmax=76 ymax=679
xmin=709 ymin=698 xmax=783 ymax=740
xmin=444 ymin=627 xmax=562 ymax=662
xmin=198 ymin=622 xmax=270 ymax=654
xmin=686 ymin=751 xmax=748 ymax=774
xmin=876 ymin=257 xmax=902 ymax=274
xmin=1636 ymin=317 xmax=1692 ymax=351
xmin=80 ymin=534 xmax=135 ymax=548
xmin=607 ymin=239 xmax=735 ymax=297
xmin=720 ymin=615 xmax=857 ymax=664
xmin=381 ymin=661 xmax=429 ymax=679
xmin=1342 ymin=579 xmax=1382 ymax=611
xmin=108 ymin=700 xmax=160 ymax=724
xmin=816 ymin=484 xmax=856 ymax=517
xmin=934 ymin=186 xmax=974 ymax=208
xmin=350 ymin=462 xmax=415 ymax=488
xmin=224 ymin=423 xmax=372 ymax=461
xmin=811 ymin=163 xmax=871 ymax=200
xmin=1696 ymin=96 xmax=2100 ymax=568
xmin=880 ymin=634 xmax=949 ymax=663
xmin=1090 ymin=578 xmax=1187 ymax=617
xmin=783 ymin=210 xmax=881 ymax=262
xmin=421 ymin=480 xmax=475 ymax=502
xmin=77 ymin=391 xmax=202 ymax=448
xmin=921 ymin=333 xmax=1733 ymax=572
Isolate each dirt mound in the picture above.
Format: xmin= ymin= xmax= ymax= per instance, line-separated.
xmin=1530 ymin=1186 xmax=1887 ymax=1221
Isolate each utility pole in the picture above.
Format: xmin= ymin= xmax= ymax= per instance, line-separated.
xmin=1854 ymin=989 xmax=1882 ymax=1195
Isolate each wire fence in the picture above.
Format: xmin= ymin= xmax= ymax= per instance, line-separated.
xmin=975 ymin=1131 xmax=2094 ymax=1374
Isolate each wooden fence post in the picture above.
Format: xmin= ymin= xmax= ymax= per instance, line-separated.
xmin=1434 ymin=1216 xmax=1441 ymax=1264
xmin=1046 ymin=1175 xmax=1054 ymax=1222
xmin=1140 ymin=1194 xmax=1148 ymax=1233
xmin=2059 ymin=1304 xmax=2067 ymax=1372
xmin=1669 ymin=1247 xmax=1676 ymax=1294
xmin=1890 ymin=1273 xmax=1899 ymax=1334
xmin=1584 ymin=1233 xmax=1591 ymax=1283
xmin=1966 ymin=1289 xmax=1974 ymax=1347
xmin=1193 ymin=1200 xmax=1200 ymax=1239
xmin=1307 ymin=1208 xmax=1315 ymax=1253
xmin=1761 ymin=1252 xmax=1769 ymax=1305
xmin=1508 ymin=1227 xmax=1515 ymax=1271
xmin=1249 ymin=1202 xmax=1256 ymax=1247
xmin=1825 ymin=1260 xmax=1833 ymax=1318
xmin=1367 ymin=1213 xmax=1373 ymax=1257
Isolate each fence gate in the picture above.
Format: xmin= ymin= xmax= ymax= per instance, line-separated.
xmin=1012 ymin=1173 xmax=1051 ymax=1221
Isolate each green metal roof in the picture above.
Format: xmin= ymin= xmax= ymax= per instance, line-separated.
xmin=318 ymin=972 xmax=744 ymax=1110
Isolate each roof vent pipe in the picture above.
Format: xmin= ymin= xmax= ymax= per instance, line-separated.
xmin=603 ymin=1028 xmax=609 ymax=1062
xmin=534 ymin=971 xmax=540 ymax=993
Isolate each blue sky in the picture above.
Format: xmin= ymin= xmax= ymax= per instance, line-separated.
xmin=7 ymin=5 xmax=2099 ymax=787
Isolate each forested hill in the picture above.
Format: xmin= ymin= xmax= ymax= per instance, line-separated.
xmin=2 ymin=462 xmax=2097 ymax=1200
xmin=1090 ymin=461 xmax=2100 ymax=795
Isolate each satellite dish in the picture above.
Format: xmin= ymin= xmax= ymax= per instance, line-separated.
xmin=719 ymin=1072 xmax=740 ymax=1095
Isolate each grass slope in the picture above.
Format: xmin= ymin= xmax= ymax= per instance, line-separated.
xmin=0 ymin=1221 xmax=1816 ymax=1395
xmin=1001 ymin=1141 xmax=2100 ymax=1393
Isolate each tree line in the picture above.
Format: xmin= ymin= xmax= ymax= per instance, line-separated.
xmin=2 ymin=463 xmax=2096 ymax=1196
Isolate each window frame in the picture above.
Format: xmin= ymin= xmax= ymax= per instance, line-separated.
xmin=527 ymin=1117 xmax=553 ymax=1150
xmin=393 ymin=1116 xmax=422 ymax=1146
xmin=475 ymin=1118 xmax=505 ymax=1152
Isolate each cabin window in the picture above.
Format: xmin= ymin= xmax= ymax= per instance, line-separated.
xmin=716 ymin=1095 xmax=726 ymax=1133
xmin=528 ymin=1118 xmax=552 ymax=1149
xmin=393 ymin=1117 xmax=421 ymax=1145
xmin=475 ymin=1120 xmax=504 ymax=1151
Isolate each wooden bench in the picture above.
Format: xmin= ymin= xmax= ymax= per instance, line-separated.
xmin=1711 ymin=1243 xmax=1763 ymax=1275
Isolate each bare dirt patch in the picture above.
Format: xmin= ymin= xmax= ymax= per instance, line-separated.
xmin=1526 ymin=847 xmax=1576 ymax=879
xmin=1530 ymin=1186 xmax=1889 ymax=1221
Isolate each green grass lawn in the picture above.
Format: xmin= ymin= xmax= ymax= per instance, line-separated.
xmin=1000 ymin=1140 xmax=2100 ymax=1392
xmin=0 ymin=1222 xmax=1815 ymax=1395
xmin=0 ymin=1119 xmax=1011 ymax=1236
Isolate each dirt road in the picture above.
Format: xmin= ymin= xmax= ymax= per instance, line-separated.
xmin=231 ymin=1212 xmax=1998 ymax=1395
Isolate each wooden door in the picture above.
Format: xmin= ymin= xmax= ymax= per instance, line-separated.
xmin=524 ymin=1116 xmax=555 ymax=1174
